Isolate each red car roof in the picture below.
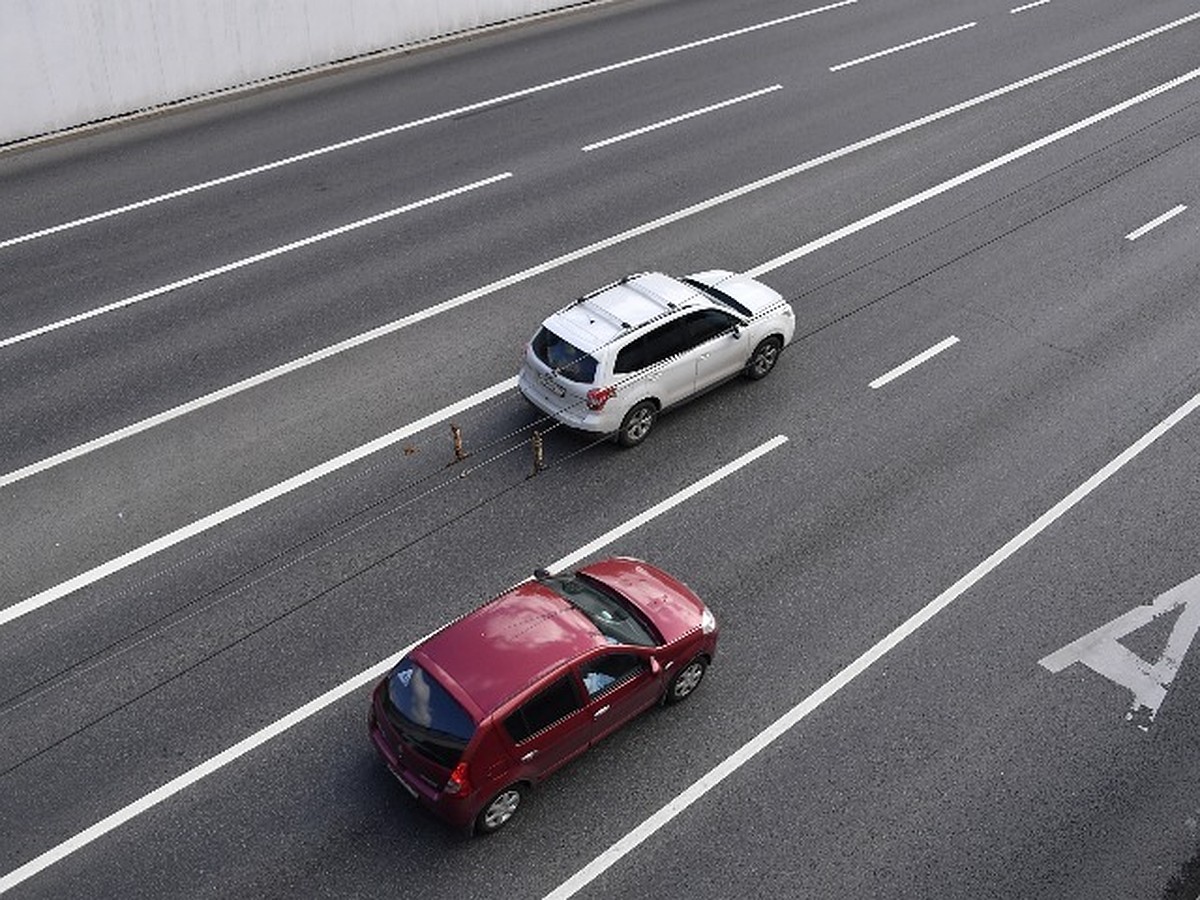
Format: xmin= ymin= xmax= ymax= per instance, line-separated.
xmin=416 ymin=580 xmax=606 ymax=715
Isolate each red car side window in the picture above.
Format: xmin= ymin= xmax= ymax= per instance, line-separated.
xmin=503 ymin=675 xmax=582 ymax=743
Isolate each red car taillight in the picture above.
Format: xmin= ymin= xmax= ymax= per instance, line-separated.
xmin=586 ymin=386 xmax=615 ymax=410
xmin=443 ymin=761 xmax=471 ymax=796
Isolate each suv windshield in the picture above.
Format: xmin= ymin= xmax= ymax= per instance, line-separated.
xmin=539 ymin=574 xmax=660 ymax=647
xmin=385 ymin=659 xmax=476 ymax=768
xmin=680 ymin=277 xmax=753 ymax=318
xmin=531 ymin=327 xmax=598 ymax=383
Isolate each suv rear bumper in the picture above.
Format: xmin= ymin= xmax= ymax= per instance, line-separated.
xmin=517 ymin=368 xmax=620 ymax=434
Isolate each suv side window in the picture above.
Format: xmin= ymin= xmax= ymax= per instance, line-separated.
xmin=685 ymin=308 xmax=740 ymax=345
xmin=503 ymin=675 xmax=582 ymax=743
xmin=614 ymin=320 xmax=690 ymax=374
xmin=580 ymin=653 xmax=648 ymax=697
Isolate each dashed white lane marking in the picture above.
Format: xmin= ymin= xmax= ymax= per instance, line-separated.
xmin=541 ymin=393 xmax=1200 ymax=900
xmin=1125 ymin=204 xmax=1187 ymax=241
xmin=0 ymin=379 xmax=517 ymax=628
xmin=829 ymin=22 xmax=977 ymax=72
xmin=745 ymin=66 xmax=1200 ymax=277
xmin=581 ymin=85 xmax=783 ymax=152
xmin=1011 ymin=0 xmax=1052 ymax=13
xmin=0 ymin=173 xmax=513 ymax=350
xmin=6 ymin=11 xmax=1198 ymax=486
xmin=869 ymin=336 xmax=959 ymax=389
xmin=0 ymin=435 xmax=788 ymax=895
xmin=0 ymin=1 xmax=856 ymax=250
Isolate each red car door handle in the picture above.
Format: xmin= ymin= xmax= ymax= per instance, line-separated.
xmin=593 ymin=705 xmax=610 ymax=718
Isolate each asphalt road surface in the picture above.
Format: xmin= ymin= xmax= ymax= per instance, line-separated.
xmin=3 ymin=0 xmax=1200 ymax=897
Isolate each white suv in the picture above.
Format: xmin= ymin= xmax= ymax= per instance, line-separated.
xmin=517 ymin=270 xmax=795 ymax=446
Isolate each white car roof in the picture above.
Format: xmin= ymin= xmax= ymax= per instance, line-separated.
xmin=547 ymin=273 xmax=699 ymax=353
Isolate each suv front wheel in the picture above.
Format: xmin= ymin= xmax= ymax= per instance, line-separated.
xmin=617 ymin=401 xmax=657 ymax=447
xmin=745 ymin=336 xmax=783 ymax=380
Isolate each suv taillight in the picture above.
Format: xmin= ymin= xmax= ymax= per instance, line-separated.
xmin=586 ymin=386 xmax=615 ymax=410
xmin=444 ymin=761 xmax=471 ymax=796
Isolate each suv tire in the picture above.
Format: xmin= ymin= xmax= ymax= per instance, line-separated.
xmin=744 ymin=336 xmax=783 ymax=380
xmin=617 ymin=401 xmax=657 ymax=447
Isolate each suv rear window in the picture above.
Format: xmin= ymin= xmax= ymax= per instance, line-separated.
xmin=385 ymin=659 xmax=476 ymax=768
xmin=531 ymin=327 xmax=598 ymax=383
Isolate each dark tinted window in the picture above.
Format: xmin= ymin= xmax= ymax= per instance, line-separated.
xmin=539 ymin=574 xmax=660 ymax=647
xmin=614 ymin=322 xmax=687 ymax=374
xmin=504 ymin=675 xmax=582 ymax=743
xmin=531 ymin=327 xmax=598 ymax=383
xmin=684 ymin=308 xmax=739 ymax=345
xmin=385 ymin=659 xmax=476 ymax=768
xmin=580 ymin=653 xmax=648 ymax=696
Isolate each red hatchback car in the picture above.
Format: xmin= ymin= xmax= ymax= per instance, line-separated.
xmin=368 ymin=557 xmax=718 ymax=834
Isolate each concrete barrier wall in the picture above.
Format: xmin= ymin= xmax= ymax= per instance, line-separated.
xmin=1 ymin=0 xmax=596 ymax=146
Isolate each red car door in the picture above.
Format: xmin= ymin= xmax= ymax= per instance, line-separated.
xmin=500 ymin=673 xmax=590 ymax=779
xmin=577 ymin=650 xmax=662 ymax=744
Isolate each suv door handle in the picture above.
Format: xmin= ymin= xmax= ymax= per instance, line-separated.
xmin=521 ymin=750 xmax=538 ymax=762
xmin=593 ymin=705 xmax=610 ymax=719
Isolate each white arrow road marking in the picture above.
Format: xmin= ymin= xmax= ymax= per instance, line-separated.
xmin=1040 ymin=572 xmax=1200 ymax=729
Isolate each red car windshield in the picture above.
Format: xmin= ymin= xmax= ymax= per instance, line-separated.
xmin=539 ymin=573 xmax=661 ymax=647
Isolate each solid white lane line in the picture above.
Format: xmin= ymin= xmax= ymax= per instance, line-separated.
xmin=1125 ymin=204 xmax=1187 ymax=240
xmin=0 ymin=1 xmax=856 ymax=251
xmin=542 ymin=389 xmax=1200 ymax=900
xmin=547 ymin=435 xmax=790 ymax=573
xmin=869 ymin=336 xmax=959 ymax=389
xmin=0 ymin=173 xmax=512 ymax=350
xmin=0 ymin=379 xmax=517 ymax=628
xmin=829 ymin=22 xmax=976 ymax=72
xmin=0 ymin=642 xmax=416 ymax=895
xmin=5 ymin=12 xmax=1197 ymax=488
xmin=0 ymin=436 xmax=788 ymax=895
xmin=581 ymin=85 xmax=783 ymax=152
xmin=745 ymin=67 xmax=1200 ymax=278
xmin=1011 ymin=0 xmax=1051 ymax=13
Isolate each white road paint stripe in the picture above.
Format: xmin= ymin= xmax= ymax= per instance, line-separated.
xmin=581 ymin=85 xmax=783 ymax=152
xmin=745 ymin=67 xmax=1200 ymax=278
xmin=869 ymin=336 xmax=959 ymax=389
xmin=0 ymin=642 xmax=417 ymax=896
xmin=0 ymin=1 xmax=855 ymax=251
xmin=1125 ymin=204 xmax=1187 ymax=241
xmin=829 ymin=22 xmax=976 ymax=72
xmin=0 ymin=173 xmax=513 ymax=350
xmin=1011 ymin=0 xmax=1051 ymax=13
xmin=6 ymin=11 xmax=1197 ymax=486
xmin=542 ymin=392 xmax=1200 ymax=900
xmin=0 ymin=378 xmax=517 ymax=628
xmin=547 ymin=435 xmax=789 ymax=573
xmin=0 ymin=436 xmax=788 ymax=894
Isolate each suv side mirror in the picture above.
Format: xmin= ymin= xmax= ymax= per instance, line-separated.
xmin=730 ymin=325 xmax=741 ymax=340
xmin=649 ymin=656 xmax=662 ymax=676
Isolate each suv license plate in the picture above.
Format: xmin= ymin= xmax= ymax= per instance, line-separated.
xmin=540 ymin=372 xmax=566 ymax=397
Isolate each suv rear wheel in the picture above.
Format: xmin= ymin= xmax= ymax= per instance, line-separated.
xmin=617 ymin=400 xmax=657 ymax=447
